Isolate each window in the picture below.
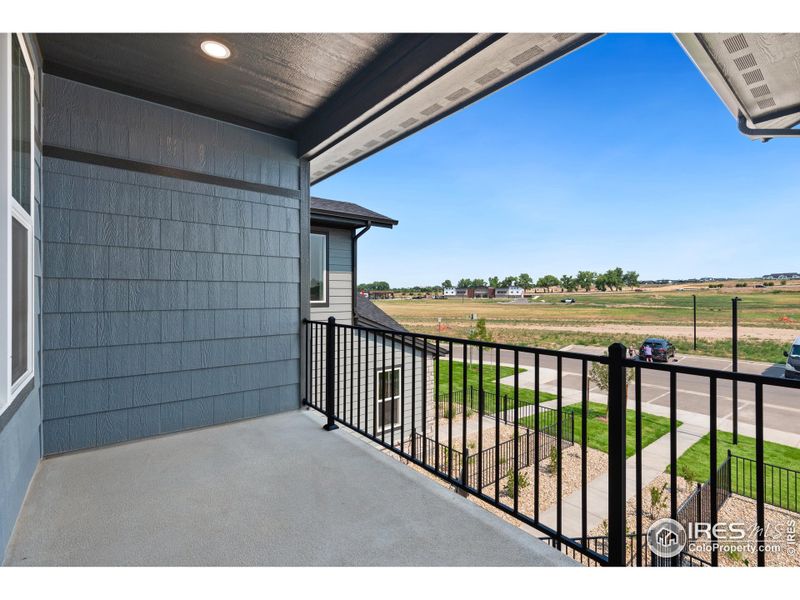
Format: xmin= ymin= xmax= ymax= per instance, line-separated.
xmin=3 ymin=34 xmax=35 ymax=408
xmin=376 ymin=368 xmax=401 ymax=431
xmin=310 ymin=231 xmax=327 ymax=304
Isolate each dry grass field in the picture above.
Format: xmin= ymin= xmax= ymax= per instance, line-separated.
xmin=376 ymin=284 xmax=800 ymax=363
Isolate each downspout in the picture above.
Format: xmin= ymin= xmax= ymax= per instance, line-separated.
xmin=352 ymin=222 xmax=372 ymax=324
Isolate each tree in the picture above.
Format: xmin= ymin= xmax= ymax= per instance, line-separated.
xmin=472 ymin=278 xmax=487 ymax=287
xmin=467 ymin=318 xmax=493 ymax=365
xmin=488 ymin=276 xmax=500 ymax=288
xmin=560 ymin=274 xmax=578 ymax=292
xmin=594 ymin=273 xmax=609 ymax=292
xmin=576 ymin=271 xmax=596 ymax=292
xmin=588 ymin=352 xmax=635 ymax=416
xmin=358 ymin=281 xmax=390 ymax=292
xmin=604 ymin=267 xmax=624 ymax=291
xmin=517 ymin=273 xmax=533 ymax=290
xmin=457 ymin=278 xmax=472 ymax=288
xmin=536 ymin=274 xmax=560 ymax=292
xmin=622 ymin=271 xmax=639 ymax=288
xmin=442 ymin=279 xmax=453 ymax=288
xmin=500 ymin=276 xmax=516 ymax=288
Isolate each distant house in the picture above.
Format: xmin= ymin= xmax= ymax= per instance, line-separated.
xmin=496 ymin=286 xmax=524 ymax=298
xmin=470 ymin=286 xmax=495 ymax=299
xmin=309 ymin=197 xmax=434 ymax=438
xmin=443 ymin=287 xmax=457 ymax=296
xmin=366 ymin=290 xmax=395 ymax=300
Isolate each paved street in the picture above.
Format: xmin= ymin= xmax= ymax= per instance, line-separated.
xmin=449 ymin=345 xmax=800 ymax=441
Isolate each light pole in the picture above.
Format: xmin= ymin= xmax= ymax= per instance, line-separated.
xmin=732 ymin=296 xmax=740 ymax=444
xmin=692 ymin=294 xmax=697 ymax=351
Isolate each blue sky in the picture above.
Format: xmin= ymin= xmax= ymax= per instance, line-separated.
xmin=311 ymin=34 xmax=800 ymax=288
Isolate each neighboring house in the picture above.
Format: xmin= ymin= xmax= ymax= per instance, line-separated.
xmin=442 ymin=287 xmax=457 ymax=296
xmin=470 ymin=286 xmax=495 ymax=299
xmin=496 ymin=286 xmax=524 ymax=298
xmin=308 ymin=197 xmax=435 ymax=439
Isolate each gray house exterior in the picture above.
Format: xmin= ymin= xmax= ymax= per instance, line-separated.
xmin=308 ymin=198 xmax=435 ymax=442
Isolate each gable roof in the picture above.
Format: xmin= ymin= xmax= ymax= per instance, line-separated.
xmin=310 ymin=197 xmax=398 ymax=229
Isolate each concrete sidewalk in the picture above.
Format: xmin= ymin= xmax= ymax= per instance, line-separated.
xmin=538 ymin=422 xmax=706 ymax=537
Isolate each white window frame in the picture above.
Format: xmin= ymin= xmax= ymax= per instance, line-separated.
xmin=2 ymin=33 xmax=35 ymax=413
xmin=309 ymin=230 xmax=328 ymax=306
xmin=376 ymin=367 xmax=401 ymax=432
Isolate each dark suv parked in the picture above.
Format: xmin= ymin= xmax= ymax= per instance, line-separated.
xmin=639 ymin=338 xmax=676 ymax=362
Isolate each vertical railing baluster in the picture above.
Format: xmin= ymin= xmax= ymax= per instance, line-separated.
xmin=557 ymin=355 xmax=563 ymax=546
xmin=349 ymin=327 xmax=353 ymax=427
xmin=447 ymin=343 xmax=454 ymax=478
xmin=357 ymin=328 xmax=362 ymax=431
xmin=583 ymin=359 xmax=590 ymax=550
xmin=435 ymin=340 xmax=441 ymax=472
xmin=495 ymin=347 xmax=501 ymax=504
xmin=462 ymin=343 xmax=469 ymax=487
xmin=669 ymin=370 xmax=678 ymax=567
xmin=423 ymin=338 xmax=430 ymax=466
xmin=513 ymin=350 xmax=520 ymax=514
xmin=634 ymin=364 xmax=642 ymax=565
xmin=535 ymin=353 xmax=540 ymax=522
xmin=477 ymin=346 xmax=484 ymax=490
xmin=710 ymin=376 xmax=718 ymax=566
xmin=607 ymin=343 xmax=627 ymax=567
xmin=755 ymin=382 xmax=765 ymax=567
xmin=391 ymin=332 xmax=396 ymax=449
xmin=410 ymin=334 xmax=416 ymax=459
xmin=373 ymin=330 xmax=378 ymax=438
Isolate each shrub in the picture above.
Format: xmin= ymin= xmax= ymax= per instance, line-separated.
xmin=649 ymin=482 xmax=668 ymax=518
xmin=548 ymin=444 xmax=560 ymax=474
xmin=505 ymin=468 xmax=530 ymax=497
xmin=735 ymin=282 xmax=747 ymax=288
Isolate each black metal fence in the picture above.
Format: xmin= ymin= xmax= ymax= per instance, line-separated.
xmin=304 ymin=317 xmax=800 ymax=567
xmin=676 ymin=455 xmax=732 ymax=539
xmin=540 ymin=534 xmax=712 ymax=567
xmin=730 ymin=452 xmax=800 ymax=514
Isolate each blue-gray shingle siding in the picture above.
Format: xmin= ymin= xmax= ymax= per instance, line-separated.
xmin=40 ymin=75 xmax=302 ymax=455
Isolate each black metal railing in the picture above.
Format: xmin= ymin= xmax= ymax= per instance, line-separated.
xmin=676 ymin=455 xmax=732 ymax=538
xmin=540 ymin=534 xmax=712 ymax=567
xmin=304 ymin=317 xmax=800 ymax=567
xmin=730 ymin=452 xmax=800 ymax=514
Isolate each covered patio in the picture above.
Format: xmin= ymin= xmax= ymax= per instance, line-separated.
xmin=4 ymin=411 xmax=573 ymax=566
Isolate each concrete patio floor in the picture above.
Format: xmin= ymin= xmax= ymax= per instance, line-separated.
xmin=3 ymin=410 xmax=574 ymax=566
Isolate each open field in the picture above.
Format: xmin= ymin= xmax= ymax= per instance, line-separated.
xmin=376 ymin=288 xmax=800 ymax=363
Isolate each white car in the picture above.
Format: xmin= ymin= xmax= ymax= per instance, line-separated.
xmin=784 ymin=336 xmax=800 ymax=380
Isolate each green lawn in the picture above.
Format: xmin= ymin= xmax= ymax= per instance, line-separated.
xmin=435 ymin=360 xmax=556 ymax=412
xmin=675 ymin=431 xmax=800 ymax=509
xmin=521 ymin=401 xmax=678 ymax=458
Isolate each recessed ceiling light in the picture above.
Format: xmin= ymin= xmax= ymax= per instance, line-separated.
xmin=201 ymin=40 xmax=231 ymax=60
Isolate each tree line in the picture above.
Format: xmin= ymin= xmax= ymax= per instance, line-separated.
xmin=442 ymin=268 xmax=640 ymax=292
xmin=361 ymin=268 xmax=640 ymax=294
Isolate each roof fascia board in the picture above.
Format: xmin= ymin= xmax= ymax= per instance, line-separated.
xmin=309 ymin=33 xmax=603 ymax=184
xmin=296 ymin=34 xmax=480 ymax=159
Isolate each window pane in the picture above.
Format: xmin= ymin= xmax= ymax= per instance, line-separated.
xmin=12 ymin=36 xmax=32 ymax=213
xmin=12 ymin=219 xmax=29 ymax=383
xmin=310 ymin=233 xmax=326 ymax=302
xmin=380 ymin=399 xmax=397 ymax=429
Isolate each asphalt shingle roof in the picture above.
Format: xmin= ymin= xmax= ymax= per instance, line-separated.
xmin=310 ymin=197 xmax=397 ymax=228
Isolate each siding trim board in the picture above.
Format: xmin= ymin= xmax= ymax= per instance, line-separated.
xmin=43 ymin=145 xmax=301 ymax=200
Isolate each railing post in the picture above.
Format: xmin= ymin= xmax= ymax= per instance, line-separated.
xmin=607 ymin=342 xmax=628 ymax=566
xmin=323 ymin=316 xmax=339 ymax=431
